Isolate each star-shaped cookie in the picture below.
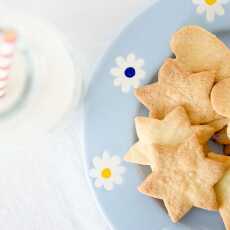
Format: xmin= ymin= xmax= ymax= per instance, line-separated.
xmin=170 ymin=25 xmax=230 ymax=82
xmin=138 ymin=136 xmax=225 ymax=223
xmin=135 ymin=58 xmax=219 ymax=124
xmin=124 ymin=106 xmax=214 ymax=165
xmin=208 ymin=153 xmax=230 ymax=230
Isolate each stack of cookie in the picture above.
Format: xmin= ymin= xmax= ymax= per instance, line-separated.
xmin=124 ymin=26 xmax=230 ymax=229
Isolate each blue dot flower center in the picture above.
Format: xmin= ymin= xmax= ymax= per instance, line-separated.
xmin=124 ymin=67 xmax=136 ymax=78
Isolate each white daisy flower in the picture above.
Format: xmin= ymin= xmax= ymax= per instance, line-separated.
xmin=90 ymin=151 xmax=126 ymax=191
xmin=192 ymin=0 xmax=230 ymax=22
xmin=110 ymin=53 xmax=145 ymax=93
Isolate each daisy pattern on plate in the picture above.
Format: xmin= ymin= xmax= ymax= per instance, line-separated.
xmin=90 ymin=151 xmax=126 ymax=191
xmin=192 ymin=0 xmax=230 ymax=22
xmin=110 ymin=53 xmax=145 ymax=93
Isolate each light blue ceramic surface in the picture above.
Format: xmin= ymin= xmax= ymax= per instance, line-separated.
xmin=84 ymin=1 xmax=230 ymax=229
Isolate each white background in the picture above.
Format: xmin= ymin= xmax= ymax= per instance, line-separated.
xmin=0 ymin=0 xmax=152 ymax=230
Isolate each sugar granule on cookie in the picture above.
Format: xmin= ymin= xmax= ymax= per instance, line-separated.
xmin=138 ymin=136 xmax=225 ymax=223
xmin=171 ymin=25 xmax=230 ymax=81
xmin=124 ymin=106 xmax=214 ymax=165
xmin=211 ymin=78 xmax=230 ymax=138
xmin=135 ymin=58 xmax=219 ymax=124
xmin=208 ymin=153 xmax=230 ymax=230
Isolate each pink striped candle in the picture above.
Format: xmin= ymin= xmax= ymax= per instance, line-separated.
xmin=0 ymin=30 xmax=17 ymax=97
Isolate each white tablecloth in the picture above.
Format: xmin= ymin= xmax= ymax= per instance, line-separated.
xmin=0 ymin=0 xmax=152 ymax=229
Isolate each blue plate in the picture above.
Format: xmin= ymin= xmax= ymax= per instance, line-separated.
xmin=84 ymin=0 xmax=230 ymax=229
